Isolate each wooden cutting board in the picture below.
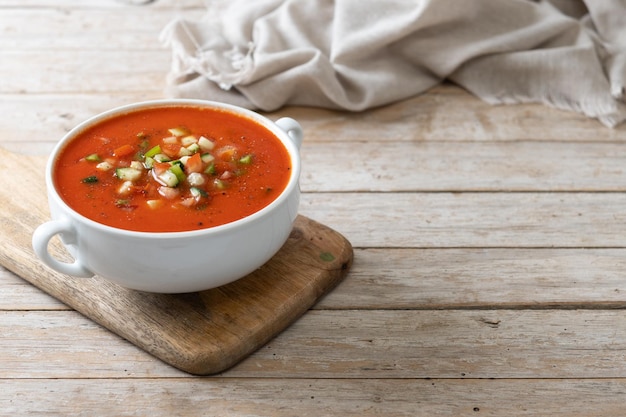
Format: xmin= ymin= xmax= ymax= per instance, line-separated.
xmin=0 ymin=147 xmax=353 ymax=375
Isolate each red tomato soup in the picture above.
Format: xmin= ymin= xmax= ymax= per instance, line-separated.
xmin=54 ymin=106 xmax=292 ymax=232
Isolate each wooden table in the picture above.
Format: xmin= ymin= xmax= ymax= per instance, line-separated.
xmin=3 ymin=1 xmax=626 ymax=415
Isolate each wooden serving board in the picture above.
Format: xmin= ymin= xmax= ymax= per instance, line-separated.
xmin=0 ymin=148 xmax=352 ymax=375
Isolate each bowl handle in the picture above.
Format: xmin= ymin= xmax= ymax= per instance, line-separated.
xmin=32 ymin=217 xmax=94 ymax=278
xmin=275 ymin=117 xmax=303 ymax=150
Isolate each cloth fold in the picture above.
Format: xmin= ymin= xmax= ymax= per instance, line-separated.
xmin=160 ymin=0 xmax=626 ymax=127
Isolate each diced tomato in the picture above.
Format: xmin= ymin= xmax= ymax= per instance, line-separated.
xmin=113 ymin=144 xmax=135 ymax=157
xmin=152 ymin=161 xmax=171 ymax=176
xmin=185 ymin=153 xmax=203 ymax=174
xmin=161 ymin=143 xmax=182 ymax=158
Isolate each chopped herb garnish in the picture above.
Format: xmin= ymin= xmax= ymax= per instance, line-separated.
xmin=81 ymin=175 xmax=98 ymax=184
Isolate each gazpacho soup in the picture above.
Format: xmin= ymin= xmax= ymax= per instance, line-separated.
xmin=54 ymin=106 xmax=292 ymax=233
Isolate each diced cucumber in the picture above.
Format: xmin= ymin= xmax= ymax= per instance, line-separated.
xmin=178 ymin=147 xmax=192 ymax=157
xmin=115 ymin=167 xmax=142 ymax=182
xmin=157 ymin=170 xmax=179 ymax=187
xmin=96 ymin=161 xmax=113 ymax=171
xmin=153 ymin=153 xmax=171 ymax=163
xmin=130 ymin=161 xmax=144 ymax=170
xmin=163 ymin=136 xmax=178 ymax=144
xmin=201 ymin=153 xmax=215 ymax=164
xmin=198 ymin=136 xmax=215 ymax=151
xmin=144 ymin=156 xmax=154 ymax=169
xmin=190 ymin=187 xmax=208 ymax=199
xmin=168 ymin=127 xmax=189 ymax=137
xmin=186 ymin=143 xmax=200 ymax=154
xmin=181 ymin=135 xmax=198 ymax=146
xmin=117 ymin=181 xmax=134 ymax=195
xmin=187 ymin=172 xmax=205 ymax=186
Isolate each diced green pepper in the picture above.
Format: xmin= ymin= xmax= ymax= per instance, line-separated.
xmin=169 ymin=163 xmax=186 ymax=183
xmin=144 ymin=145 xmax=161 ymax=158
xmin=239 ymin=154 xmax=253 ymax=164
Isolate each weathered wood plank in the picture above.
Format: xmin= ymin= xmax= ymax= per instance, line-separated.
xmin=0 ymin=51 xmax=170 ymax=94
xmin=2 ymin=87 xmax=625 ymax=154
xmin=2 ymin=378 xmax=626 ymax=417
xmin=0 ymin=267 xmax=66 ymax=311
xmin=317 ymin=248 xmax=626 ymax=309
xmin=299 ymin=192 xmax=626 ymax=248
xmin=6 ymin=248 xmax=626 ymax=311
xmin=299 ymin=141 xmax=626 ymax=192
xmin=0 ymin=310 xmax=183 ymax=378
xmin=0 ymin=8 xmax=204 ymax=50
xmin=5 ymin=309 xmax=626 ymax=379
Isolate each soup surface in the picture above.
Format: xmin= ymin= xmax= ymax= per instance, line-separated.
xmin=54 ymin=106 xmax=292 ymax=232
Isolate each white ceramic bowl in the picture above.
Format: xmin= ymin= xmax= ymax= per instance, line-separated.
xmin=32 ymin=99 xmax=302 ymax=293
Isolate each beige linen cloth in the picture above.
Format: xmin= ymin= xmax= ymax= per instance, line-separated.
xmin=160 ymin=0 xmax=626 ymax=127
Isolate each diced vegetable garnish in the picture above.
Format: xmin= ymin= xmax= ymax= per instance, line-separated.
xmin=146 ymin=199 xmax=162 ymax=209
xmin=178 ymin=146 xmax=192 ymax=157
xmin=96 ymin=161 xmax=113 ymax=171
xmin=187 ymin=172 xmax=205 ymax=186
xmin=204 ymin=162 xmax=216 ymax=175
xmin=198 ymin=136 xmax=214 ymax=151
xmin=77 ymin=124 xmax=258 ymax=212
xmin=115 ymin=167 xmax=142 ymax=182
xmin=169 ymin=163 xmax=186 ymax=183
xmin=144 ymin=145 xmax=161 ymax=158
xmin=213 ymin=178 xmax=227 ymax=190
xmin=85 ymin=153 xmax=101 ymax=162
xmin=158 ymin=186 xmax=180 ymax=199
xmin=81 ymin=175 xmax=98 ymax=184
xmin=190 ymin=186 xmax=208 ymax=199
xmin=181 ymin=135 xmax=197 ymax=147
xmin=113 ymin=144 xmax=135 ymax=157
xmin=117 ymin=181 xmax=134 ymax=195
xmin=184 ymin=153 xmax=203 ymax=174
xmin=153 ymin=153 xmax=171 ymax=163
xmin=157 ymin=170 xmax=179 ymax=187
xmin=168 ymin=127 xmax=189 ymax=137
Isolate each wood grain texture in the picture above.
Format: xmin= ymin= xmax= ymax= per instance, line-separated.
xmin=3 ymin=378 xmax=626 ymax=417
xmin=5 ymin=309 xmax=626 ymax=380
xmin=0 ymin=148 xmax=353 ymax=375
